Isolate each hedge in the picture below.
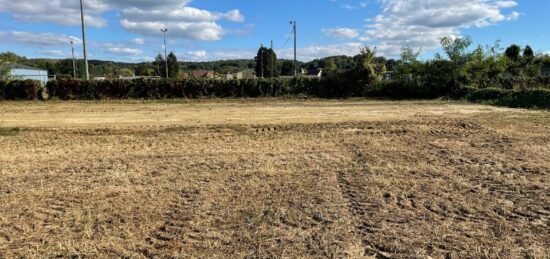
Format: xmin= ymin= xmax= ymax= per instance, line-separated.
xmin=0 ymin=78 xmax=548 ymax=109
xmin=467 ymin=88 xmax=550 ymax=109
xmin=0 ymin=80 xmax=42 ymax=100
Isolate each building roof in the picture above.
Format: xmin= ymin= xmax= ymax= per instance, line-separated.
xmin=8 ymin=63 xmax=47 ymax=71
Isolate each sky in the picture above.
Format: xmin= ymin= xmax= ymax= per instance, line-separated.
xmin=0 ymin=0 xmax=548 ymax=62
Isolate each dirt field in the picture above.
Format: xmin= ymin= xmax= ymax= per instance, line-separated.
xmin=0 ymin=100 xmax=549 ymax=258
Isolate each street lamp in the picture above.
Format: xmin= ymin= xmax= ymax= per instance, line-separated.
xmin=79 ymin=0 xmax=90 ymax=80
xmin=161 ymin=28 xmax=169 ymax=78
xmin=70 ymin=41 xmax=77 ymax=79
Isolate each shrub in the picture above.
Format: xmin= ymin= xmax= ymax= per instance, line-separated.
xmin=3 ymin=80 xmax=42 ymax=100
xmin=467 ymin=88 xmax=508 ymax=102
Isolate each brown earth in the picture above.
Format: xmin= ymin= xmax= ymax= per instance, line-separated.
xmin=0 ymin=100 xmax=548 ymax=258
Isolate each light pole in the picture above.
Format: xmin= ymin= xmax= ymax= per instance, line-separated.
xmin=70 ymin=41 xmax=77 ymax=79
xmin=290 ymin=20 xmax=297 ymax=77
xmin=161 ymin=29 xmax=169 ymax=78
xmin=79 ymin=0 xmax=89 ymax=80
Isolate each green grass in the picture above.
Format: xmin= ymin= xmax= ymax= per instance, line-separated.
xmin=0 ymin=127 xmax=21 ymax=136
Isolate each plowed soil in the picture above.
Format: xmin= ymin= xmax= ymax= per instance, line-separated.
xmin=0 ymin=100 xmax=548 ymax=258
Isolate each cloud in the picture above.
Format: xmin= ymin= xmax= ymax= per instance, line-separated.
xmin=104 ymin=47 xmax=143 ymax=56
xmin=361 ymin=0 xmax=519 ymax=56
xmin=341 ymin=2 xmax=368 ymax=10
xmin=323 ymin=27 xmax=360 ymax=39
xmin=279 ymin=42 xmax=363 ymax=61
xmin=0 ymin=0 xmax=108 ymax=27
xmin=132 ymin=38 xmax=145 ymax=45
xmin=0 ymin=0 xmax=244 ymax=41
xmin=38 ymin=50 xmax=66 ymax=57
xmin=0 ymin=31 xmax=81 ymax=47
xmin=187 ymin=50 xmax=208 ymax=60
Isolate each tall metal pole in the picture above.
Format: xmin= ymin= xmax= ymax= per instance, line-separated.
xmin=270 ymin=40 xmax=274 ymax=78
xmin=260 ymin=44 xmax=264 ymax=78
xmin=71 ymin=41 xmax=77 ymax=79
xmin=293 ymin=20 xmax=297 ymax=77
xmin=161 ymin=29 xmax=169 ymax=78
xmin=80 ymin=0 xmax=89 ymax=80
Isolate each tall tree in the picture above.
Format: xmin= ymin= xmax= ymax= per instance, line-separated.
xmin=153 ymin=54 xmax=166 ymax=77
xmin=0 ymin=60 xmax=12 ymax=81
xmin=254 ymin=46 xmax=278 ymax=78
xmin=167 ymin=52 xmax=179 ymax=78
xmin=505 ymin=44 xmax=521 ymax=62
xmin=280 ymin=60 xmax=295 ymax=76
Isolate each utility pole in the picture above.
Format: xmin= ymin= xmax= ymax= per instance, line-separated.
xmin=80 ymin=0 xmax=89 ymax=80
xmin=290 ymin=20 xmax=297 ymax=77
xmin=70 ymin=41 xmax=77 ymax=79
xmin=161 ymin=29 xmax=169 ymax=78
xmin=270 ymin=40 xmax=274 ymax=78
xmin=260 ymin=44 xmax=264 ymax=78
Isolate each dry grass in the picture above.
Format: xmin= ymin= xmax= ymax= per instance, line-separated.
xmin=0 ymin=100 xmax=548 ymax=258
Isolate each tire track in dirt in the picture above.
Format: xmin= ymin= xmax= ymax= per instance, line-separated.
xmin=336 ymin=143 xmax=405 ymax=258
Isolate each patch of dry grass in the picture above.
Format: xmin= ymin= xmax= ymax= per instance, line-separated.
xmin=0 ymin=100 xmax=548 ymax=258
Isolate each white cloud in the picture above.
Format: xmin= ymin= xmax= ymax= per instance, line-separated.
xmin=39 ymin=50 xmax=66 ymax=57
xmin=361 ymin=0 xmax=520 ymax=56
xmin=323 ymin=27 xmax=360 ymax=39
xmin=0 ymin=0 xmax=244 ymax=41
xmin=131 ymin=38 xmax=145 ymax=45
xmin=105 ymin=47 xmax=143 ymax=56
xmin=279 ymin=42 xmax=363 ymax=61
xmin=187 ymin=50 xmax=208 ymax=59
xmin=0 ymin=31 xmax=81 ymax=47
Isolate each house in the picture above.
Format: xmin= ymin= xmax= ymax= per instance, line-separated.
xmin=225 ymin=70 xmax=256 ymax=80
xmin=302 ymin=69 xmax=323 ymax=79
xmin=8 ymin=63 xmax=48 ymax=85
xmin=191 ymin=70 xmax=215 ymax=79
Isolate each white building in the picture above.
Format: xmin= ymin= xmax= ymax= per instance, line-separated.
xmin=9 ymin=64 xmax=49 ymax=86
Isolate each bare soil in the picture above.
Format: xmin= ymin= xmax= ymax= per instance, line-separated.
xmin=0 ymin=100 xmax=548 ymax=258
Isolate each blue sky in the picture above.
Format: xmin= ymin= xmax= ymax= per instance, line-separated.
xmin=0 ymin=0 xmax=547 ymax=62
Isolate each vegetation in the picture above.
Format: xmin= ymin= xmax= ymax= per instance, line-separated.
xmin=0 ymin=100 xmax=549 ymax=258
xmin=254 ymin=46 xmax=278 ymax=78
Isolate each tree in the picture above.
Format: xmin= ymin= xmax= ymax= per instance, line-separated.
xmin=280 ymin=60 xmax=295 ymax=76
xmin=254 ymin=46 xmax=278 ymax=78
xmin=325 ymin=58 xmax=338 ymax=73
xmin=523 ymin=45 xmax=534 ymax=60
xmin=153 ymin=54 xmax=166 ymax=77
xmin=167 ymin=52 xmax=179 ymax=78
xmin=118 ymin=68 xmax=135 ymax=77
xmin=0 ymin=60 xmax=12 ymax=81
xmin=396 ymin=46 xmax=422 ymax=75
xmin=440 ymin=36 xmax=473 ymax=67
xmin=136 ymin=63 xmax=155 ymax=76
xmin=505 ymin=44 xmax=521 ymax=62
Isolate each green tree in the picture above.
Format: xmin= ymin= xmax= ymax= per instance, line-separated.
xmin=280 ymin=60 xmax=295 ymax=76
xmin=396 ymin=46 xmax=422 ymax=76
xmin=167 ymin=52 xmax=179 ymax=78
xmin=254 ymin=46 xmax=278 ymax=78
xmin=505 ymin=44 xmax=521 ymax=62
xmin=0 ymin=60 xmax=12 ymax=81
xmin=440 ymin=36 xmax=473 ymax=67
xmin=354 ymin=47 xmax=378 ymax=83
xmin=325 ymin=58 xmax=338 ymax=73
xmin=153 ymin=54 xmax=166 ymax=77
xmin=118 ymin=68 xmax=135 ymax=77
xmin=135 ymin=63 xmax=155 ymax=76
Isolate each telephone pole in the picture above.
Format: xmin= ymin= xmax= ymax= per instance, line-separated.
xmin=290 ymin=20 xmax=297 ymax=77
xmin=79 ymin=0 xmax=89 ymax=80
xmin=260 ymin=44 xmax=264 ymax=78
xmin=70 ymin=41 xmax=77 ymax=79
xmin=270 ymin=40 xmax=274 ymax=78
xmin=161 ymin=29 xmax=169 ymax=78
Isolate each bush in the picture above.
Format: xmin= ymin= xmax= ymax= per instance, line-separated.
xmin=2 ymin=80 xmax=42 ymax=100
xmin=467 ymin=88 xmax=508 ymax=102
xmin=467 ymin=88 xmax=550 ymax=109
